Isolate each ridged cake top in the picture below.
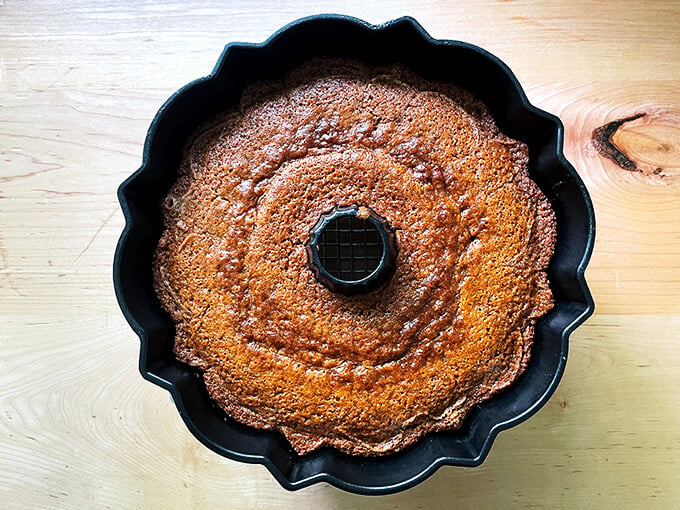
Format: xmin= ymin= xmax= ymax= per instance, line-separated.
xmin=153 ymin=60 xmax=555 ymax=455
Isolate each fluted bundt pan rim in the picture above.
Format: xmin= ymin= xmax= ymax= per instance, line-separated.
xmin=113 ymin=14 xmax=595 ymax=495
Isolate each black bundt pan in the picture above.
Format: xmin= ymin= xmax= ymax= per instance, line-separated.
xmin=113 ymin=15 xmax=595 ymax=495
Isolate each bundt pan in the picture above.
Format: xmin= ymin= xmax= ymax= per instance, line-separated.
xmin=113 ymin=15 xmax=595 ymax=495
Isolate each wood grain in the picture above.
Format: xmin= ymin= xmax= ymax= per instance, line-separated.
xmin=1 ymin=1 xmax=679 ymax=508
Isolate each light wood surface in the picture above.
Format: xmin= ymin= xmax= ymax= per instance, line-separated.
xmin=1 ymin=1 xmax=679 ymax=508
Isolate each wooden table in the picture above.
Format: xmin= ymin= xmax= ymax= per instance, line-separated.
xmin=2 ymin=1 xmax=678 ymax=508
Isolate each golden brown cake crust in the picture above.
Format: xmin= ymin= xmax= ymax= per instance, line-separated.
xmin=153 ymin=60 xmax=556 ymax=456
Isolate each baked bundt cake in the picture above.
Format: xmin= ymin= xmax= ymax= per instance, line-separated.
xmin=153 ymin=60 xmax=556 ymax=455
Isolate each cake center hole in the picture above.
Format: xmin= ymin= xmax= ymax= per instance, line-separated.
xmin=317 ymin=215 xmax=384 ymax=282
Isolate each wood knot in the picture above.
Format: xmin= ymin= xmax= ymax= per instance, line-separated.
xmin=592 ymin=111 xmax=679 ymax=178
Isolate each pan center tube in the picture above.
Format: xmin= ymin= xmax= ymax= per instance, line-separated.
xmin=305 ymin=205 xmax=398 ymax=295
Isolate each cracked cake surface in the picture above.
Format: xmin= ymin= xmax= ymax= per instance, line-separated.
xmin=153 ymin=60 xmax=556 ymax=456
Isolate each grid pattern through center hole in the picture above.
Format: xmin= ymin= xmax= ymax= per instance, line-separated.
xmin=318 ymin=216 xmax=383 ymax=281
